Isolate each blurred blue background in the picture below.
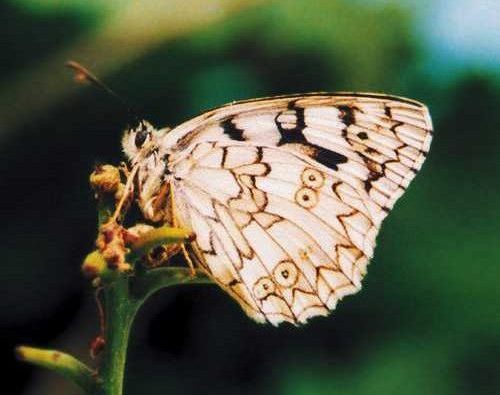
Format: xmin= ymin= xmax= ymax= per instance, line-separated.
xmin=1 ymin=1 xmax=499 ymax=394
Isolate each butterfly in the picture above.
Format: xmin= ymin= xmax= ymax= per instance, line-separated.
xmin=121 ymin=93 xmax=433 ymax=326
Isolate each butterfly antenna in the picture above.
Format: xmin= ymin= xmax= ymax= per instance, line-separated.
xmin=65 ymin=60 xmax=140 ymax=124
xmin=66 ymin=61 xmax=145 ymax=223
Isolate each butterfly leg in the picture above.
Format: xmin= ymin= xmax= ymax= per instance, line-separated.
xmin=145 ymin=243 xmax=182 ymax=267
xmin=181 ymin=245 xmax=196 ymax=276
xmin=110 ymin=162 xmax=140 ymax=223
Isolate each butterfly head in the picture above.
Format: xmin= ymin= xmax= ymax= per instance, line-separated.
xmin=122 ymin=120 xmax=160 ymax=161
xmin=121 ymin=120 xmax=172 ymax=222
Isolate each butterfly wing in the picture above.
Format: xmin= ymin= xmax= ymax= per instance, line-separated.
xmin=166 ymin=93 xmax=433 ymax=325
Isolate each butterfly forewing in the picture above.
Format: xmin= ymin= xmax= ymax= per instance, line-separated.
xmin=162 ymin=93 xmax=433 ymax=325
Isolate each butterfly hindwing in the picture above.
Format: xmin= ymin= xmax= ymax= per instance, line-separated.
xmin=173 ymin=143 xmax=374 ymax=325
xmin=159 ymin=93 xmax=433 ymax=325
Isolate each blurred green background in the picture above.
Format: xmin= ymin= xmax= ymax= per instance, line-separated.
xmin=1 ymin=0 xmax=499 ymax=394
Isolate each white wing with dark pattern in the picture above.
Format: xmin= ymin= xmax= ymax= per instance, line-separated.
xmin=154 ymin=93 xmax=432 ymax=325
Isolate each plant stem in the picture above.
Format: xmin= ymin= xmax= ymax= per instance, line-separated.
xmin=15 ymin=346 xmax=95 ymax=393
xmin=98 ymin=277 xmax=140 ymax=395
xmin=97 ymin=269 xmax=211 ymax=395
xmin=131 ymin=267 xmax=211 ymax=301
xmin=127 ymin=226 xmax=193 ymax=262
xmin=17 ymin=167 xmax=214 ymax=394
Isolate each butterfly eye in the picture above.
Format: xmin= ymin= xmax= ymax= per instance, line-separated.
xmin=134 ymin=128 xmax=149 ymax=148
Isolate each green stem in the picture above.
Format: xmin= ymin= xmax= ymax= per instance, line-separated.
xmin=98 ymin=277 xmax=140 ymax=395
xmin=15 ymin=346 xmax=95 ymax=393
xmin=97 ymin=268 xmax=211 ymax=395
xmin=17 ymin=167 xmax=213 ymax=395
xmin=127 ymin=226 xmax=193 ymax=262
xmin=131 ymin=267 xmax=212 ymax=301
